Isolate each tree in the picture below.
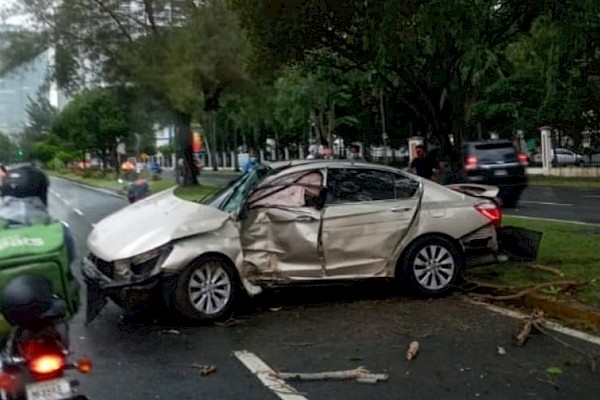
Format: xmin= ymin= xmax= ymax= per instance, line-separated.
xmin=2 ymin=0 xmax=248 ymax=184
xmin=50 ymin=87 xmax=137 ymax=170
xmin=229 ymin=0 xmax=588 ymax=165
xmin=0 ymin=132 xmax=15 ymax=164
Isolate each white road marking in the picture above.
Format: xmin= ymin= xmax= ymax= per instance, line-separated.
xmin=234 ymin=350 xmax=308 ymax=400
xmin=73 ymin=208 xmax=84 ymax=216
xmin=468 ymin=300 xmax=600 ymax=347
xmin=504 ymin=214 xmax=600 ymax=226
xmin=520 ymin=200 xmax=574 ymax=206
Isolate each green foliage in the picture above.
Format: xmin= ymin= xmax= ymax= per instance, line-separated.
xmin=0 ymin=132 xmax=15 ymax=164
xmin=157 ymin=144 xmax=175 ymax=159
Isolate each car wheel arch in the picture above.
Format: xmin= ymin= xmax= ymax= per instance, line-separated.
xmin=394 ymin=232 xmax=465 ymax=278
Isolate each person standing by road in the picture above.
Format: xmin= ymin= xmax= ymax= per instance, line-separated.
xmin=409 ymin=145 xmax=442 ymax=180
xmin=242 ymin=149 xmax=259 ymax=174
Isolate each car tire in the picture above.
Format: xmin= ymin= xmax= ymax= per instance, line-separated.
xmin=501 ymin=196 xmax=519 ymax=209
xmin=399 ymin=236 xmax=463 ymax=296
xmin=173 ymin=256 xmax=238 ymax=321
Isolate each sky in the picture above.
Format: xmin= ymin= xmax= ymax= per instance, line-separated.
xmin=0 ymin=0 xmax=34 ymax=27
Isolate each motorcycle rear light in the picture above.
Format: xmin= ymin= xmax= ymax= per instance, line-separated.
xmin=29 ymin=354 xmax=65 ymax=376
xmin=518 ymin=153 xmax=529 ymax=166
xmin=475 ymin=203 xmax=502 ymax=227
xmin=465 ymin=156 xmax=478 ymax=170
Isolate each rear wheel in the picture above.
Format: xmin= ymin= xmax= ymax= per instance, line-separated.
xmin=174 ymin=257 xmax=238 ymax=321
xmin=399 ymin=236 xmax=463 ymax=296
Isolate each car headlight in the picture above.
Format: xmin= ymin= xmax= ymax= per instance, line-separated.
xmin=130 ymin=245 xmax=172 ymax=277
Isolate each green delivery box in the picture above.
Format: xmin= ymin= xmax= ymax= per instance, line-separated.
xmin=0 ymin=223 xmax=80 ymax=334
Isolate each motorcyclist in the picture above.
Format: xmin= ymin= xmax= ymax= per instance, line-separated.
xmin=0 ymin=165 xmax=76 ymax=265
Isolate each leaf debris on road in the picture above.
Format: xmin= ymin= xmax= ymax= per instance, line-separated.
xmin=406 ymin=340 xmax=420 ymax=361
xmin=191 ymin=364 xmax=217 ymax=376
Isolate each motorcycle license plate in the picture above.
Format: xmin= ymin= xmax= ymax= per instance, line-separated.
xmin=25 ymin=378 xmax=72 ymax=400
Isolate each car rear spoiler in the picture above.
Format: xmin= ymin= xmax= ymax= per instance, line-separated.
xmin=446 ymin=183 xmax=500 ymax=199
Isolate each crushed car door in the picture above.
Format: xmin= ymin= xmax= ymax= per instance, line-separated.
xmin=239 ymin=170 xmax=325 ymax=283
xmin=321 ymin=168 xmax=421 ymax=277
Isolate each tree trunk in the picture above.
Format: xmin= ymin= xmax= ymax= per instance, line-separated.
xmin=327 ymin=100 xmax=335 ymax=153
xmin=211 ymin=111 xmax=219 ymax=171
xmin=175 ymin=110 xmax=199 ymax=186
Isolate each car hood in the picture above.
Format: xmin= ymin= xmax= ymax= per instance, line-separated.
xmin=87 ymin=188 xmax=231 ymax=261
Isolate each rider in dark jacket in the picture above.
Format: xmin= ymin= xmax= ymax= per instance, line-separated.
xmin=0 ymin=165 xmax=76 ymax=265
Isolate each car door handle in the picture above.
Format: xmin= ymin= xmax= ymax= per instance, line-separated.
xmin=295 ymin=215 xmax=316 ymax=222
xmin=390 ymin=207 xmax=412 ymax=213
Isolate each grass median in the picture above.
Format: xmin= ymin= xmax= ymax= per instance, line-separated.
xmin=528 ymin=175 xmax=600 ymax=189
xmin=464 ymin=216 xmax=600 ymax=307
xmin=48 ymin=170 xmax=175 ymax=194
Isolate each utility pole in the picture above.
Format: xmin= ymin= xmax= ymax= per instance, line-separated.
xmin=379 ymin=86 xmax=388 ymax=164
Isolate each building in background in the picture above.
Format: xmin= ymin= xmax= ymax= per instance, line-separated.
xmin=0 ymin=24 xmax=67 ymax=136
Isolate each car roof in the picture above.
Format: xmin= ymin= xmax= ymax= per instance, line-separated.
xmin=265 ymin=159 xmax=410 ymax=179
xmin=463 ymin=139 xmax=513 ymax=145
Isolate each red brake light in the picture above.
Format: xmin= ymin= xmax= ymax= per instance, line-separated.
xmin=465 ymin=156 xmax=478 ymax=170
xmin=518 ymin=153 xmax=529 ymax=166
xmin=475 ymin=203 xmax=502 ymax=227
xmin=29 ymin=354 xmax=65 ymax=375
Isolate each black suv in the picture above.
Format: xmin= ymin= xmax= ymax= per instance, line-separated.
xmin=461 ymin=140 xmax=528 ymax=208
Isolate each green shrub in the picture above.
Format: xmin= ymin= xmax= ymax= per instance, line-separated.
xmin=46 ymin=157 xmax=65 ymax=171
xmin=151 ymin=173 xmax=162 ymax=181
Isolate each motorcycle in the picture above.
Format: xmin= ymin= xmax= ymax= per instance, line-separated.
xmin=0 ymin=275 xmax=92 ymax=400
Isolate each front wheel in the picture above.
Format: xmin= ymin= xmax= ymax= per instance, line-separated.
xmin=173 ymin=257 xmax=238 ymax=321
xmin=399 ymin=236 xmax=463 ymax=296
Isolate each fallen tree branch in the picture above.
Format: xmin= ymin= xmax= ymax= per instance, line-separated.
xmin=472 ymin=280 xmax=584 ymax=301
xmin=529 ymin=264 xmax=565 ymax=278
xmin=515 ymin=310 xmax=544 ymax=346
xmin=271 ymin=366 xmax=389 ymax=384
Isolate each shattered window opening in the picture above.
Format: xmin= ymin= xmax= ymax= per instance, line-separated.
xmin=326 ymin=168 xmax=395 ymax=204
xmin=248 ymin=171 xmax=324 ymax=208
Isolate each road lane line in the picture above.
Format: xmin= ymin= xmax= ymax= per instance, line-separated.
xmin=234 ymin=350 xmax=308 ymax=400
xmin=520 ymin=200 xmax=574 ymax=206
xmin=468 ymin=300 xmax=600 ymax=347
xmin=504 ymin=214 xmax=600 ymax=226
xmin=73 ymin=208 xmax=84 ymax=216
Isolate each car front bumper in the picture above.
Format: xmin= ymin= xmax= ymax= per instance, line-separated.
xmin=81 ymin=256 xmax=163 ymax=324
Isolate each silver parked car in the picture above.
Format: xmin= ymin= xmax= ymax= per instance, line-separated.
xmin=83 ymin=160 xmax=524 ymax=323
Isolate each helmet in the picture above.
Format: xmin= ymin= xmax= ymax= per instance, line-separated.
xmin=0 ymin=275 xmax=66 ymax=329
xmin=1 ymin=165 xmax=49 ymax=206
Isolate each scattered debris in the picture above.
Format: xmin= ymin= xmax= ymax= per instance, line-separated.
xmin=269 ymin=307 xmax=283 ymax=312
xmin=215 ymin=317 xmax=243 ymax=328
xmin=160 ymin=329 xmax=180 ymax=335
xmin=192 ymin=364 xmax=217 ymax=376
xmin=529 ymin=264 xmax=565 ymax=278
xmin=471 ymin=280 xmax=584 ymax=301
xmin=546 ymin=366 xmax=563 ymax=375
xmin=271 ymin=366 xmax=388 ymax=384
xmin=497 ymin=346 xmax=506 ymax=355
xmin=406 ymin=341 xmax=420 ymax=361
xmin=515 ymin=309 xmax=545 ymax=347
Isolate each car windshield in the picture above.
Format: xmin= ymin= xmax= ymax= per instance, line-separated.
xmin=201 ymin=165 xmax=273 ymax=212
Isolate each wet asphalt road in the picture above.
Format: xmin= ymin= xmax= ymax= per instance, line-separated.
xmin=46 ymin=176 xmax=600 ymax=400
xmin=506 ymin=185 xmax=600 ymax=224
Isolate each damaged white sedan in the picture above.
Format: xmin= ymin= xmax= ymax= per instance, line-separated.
xmin=83 ymin=160 xmax=539 ymax=323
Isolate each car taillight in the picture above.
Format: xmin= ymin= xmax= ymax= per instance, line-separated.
xmin=475 ymin=202 xmax=502 ymax=227
xmin=465 ymin=156 xmax=478 ymax=170
xmin=29 ymin=354 xmax=66 ymax=376
xmin=518 ymin=153 xmax=529 ymax=166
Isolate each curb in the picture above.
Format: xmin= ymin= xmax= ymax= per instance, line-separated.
xmin=520 ymin=293 xmax=600 ymax=329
